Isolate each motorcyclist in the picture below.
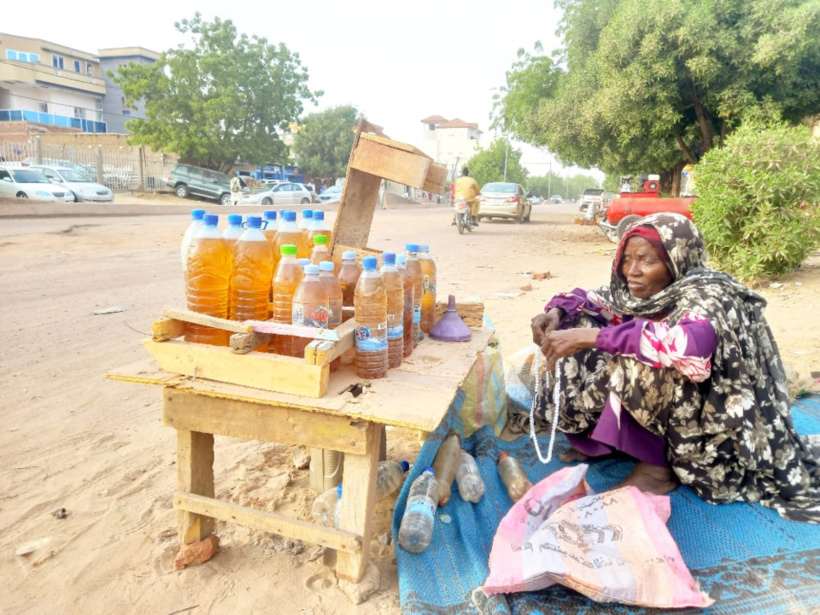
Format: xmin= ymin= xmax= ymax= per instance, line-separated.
xmin=454 ymin=166 xmax=481 ymax=226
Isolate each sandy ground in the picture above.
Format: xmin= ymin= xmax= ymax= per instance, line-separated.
xmin=1 ymin=198 xmax=818 ymax=614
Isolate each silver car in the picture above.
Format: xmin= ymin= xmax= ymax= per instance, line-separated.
xmin=248 ymin=182 xmax=313 ymax=206
xmin=477 ymin=182 xmax=532 ymax=223
xmin=0 ymin=166 xmax=75 ymax=202
xmin=29 ymin=166 xmax=114 ymax=202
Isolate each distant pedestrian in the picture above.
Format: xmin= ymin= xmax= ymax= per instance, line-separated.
xmin=230 ymin=174 xmax=242 ymax=206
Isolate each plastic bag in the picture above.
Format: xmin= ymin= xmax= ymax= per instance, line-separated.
xmin=458 ymin=329 xmax=507 ymax=437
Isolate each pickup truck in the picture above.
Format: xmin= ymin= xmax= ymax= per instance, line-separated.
xmin=579 ymin=188 xmax=604 ymax=212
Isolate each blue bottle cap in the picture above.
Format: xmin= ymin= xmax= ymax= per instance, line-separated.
xmin=405 ymin=243 xmax=419 ymax=252
xmin=302 ymin=210 xmax=314 ymax=219
xmin=342 ymin=251 xmax=357 ymax=260
xmin=382 ymin=252 xmax=396 ymax=265
xmin=418 ymin=244 xmax=430 ymax=253
xmin=399 ymin=460 xmax=410 ymax=472
xmin=362 ymin=256 xmax=378 ymax=270
xmin=283 ymin=211 xmax=297 ymax=222
xmin=227 ymin=214 xmax=242 ymax=224
xmin=192 ymin=209 xmax=206 ymax=219
xmin=264 ymin=210 xmax=277 ymax=220
xmin=203 ymin=214 xmax=218 ymax=226
xmin=423 ymin=466 xmax=436 ymax=475
xmin=396 ymin=254 xmax=406 ymax=264
xmin=313 ymin=210 xmax=324 ymax=220
xmin=298 ymin=258 xmax=311 ymax=267
xmin=246 ymin=216 xmax=262 ymax=228
xmin=304 ymin=264 xmax=320 ymax=275
xmin=319 ymin=261 xmax=335 ymax=272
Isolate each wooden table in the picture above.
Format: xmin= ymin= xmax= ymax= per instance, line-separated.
xmin=107 ymin=327 xmax=493 ymax=583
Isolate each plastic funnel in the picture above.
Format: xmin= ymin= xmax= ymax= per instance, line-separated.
xmin=429 ymin=295 xmax=472 ymax=342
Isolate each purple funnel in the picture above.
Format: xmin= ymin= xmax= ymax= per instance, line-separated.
xmin=429 ymin=295 xmax=472 ymax=342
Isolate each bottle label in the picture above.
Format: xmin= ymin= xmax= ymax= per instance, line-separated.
xmin=293 ymin=303 xmax=329 ymax=328
xmin=413 ymin=306 xmax=421 ymax=324
xmin=407 ymin=500 xmax=435 ymax=520
xmin=387 ymin=324 xmax=404 ymax=340
xmin=328 ymin=299 xmax=343 ymax=327
xmin=355 ymin=323 xmax=388 ymax=352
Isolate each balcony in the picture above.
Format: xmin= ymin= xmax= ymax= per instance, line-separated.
xmin=0 ymin=109 xmax=107 ymax=133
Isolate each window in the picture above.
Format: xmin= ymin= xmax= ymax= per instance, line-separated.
xmin=52 ymin=54 xmax=65 ymax=69
xmin=73 ymin=60 xmax=81 ymax=72
xmin=39 ymin=103 xmax=48 ymax=113
xmin=74 ymin=107 xmax=85 ymax=119
xmin=86 ymin=62 xmax=94 ymax=76
xmin=0 ymin=169 xmax=10 ymax=181
xmin=30 ymin=53 xmax=40 ymax=63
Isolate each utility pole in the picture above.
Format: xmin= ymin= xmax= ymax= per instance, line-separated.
xmin=547 ymin=162 xmax=552 ymax=198
xmin=503 ymin=138 xmax=509 ymax=182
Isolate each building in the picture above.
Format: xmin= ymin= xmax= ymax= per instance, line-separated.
xmin=98 ymin=47 xmax=159 ymax=134
xmin=417 ymin=115 xmax=482 ymax=179
xmin=0 ymin=32 xmax=107 ymax=133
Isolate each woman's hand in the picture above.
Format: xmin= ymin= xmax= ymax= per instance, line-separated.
xmin=542 ymin=328 xmax=599 ymax=370
xmin=531 ymin=308 xmax=563 ymax=347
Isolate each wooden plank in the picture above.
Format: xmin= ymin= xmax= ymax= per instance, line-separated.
xmin=176 ymin=430 xmax=215 ymax=544
xmin=163 ymin=388 xmax=370 ymax=454
xmin=245 ymin=320 xmax=341 ymax=341
xmin=422 ymin=163 xmax=448 ymax=195
xmin=144 ymin=339 xmax=330 ymax=397
xmin=174 ymin=492 xmax=361 ymax=554
xmin=336 ymin=422 xmax=382 ymax=583
xmin=433 ymin=300 xmax=485 ymax=328
xmin=305 ymin=318 xmax=356 ymax=365
xmin=332 ymin=169 xmax=382 ymax=249
xmin=160 ymin=307 xmax=253 ymax=334
xmin=349 ymin=135 xmax=431 ymax=189
xmin=152 ymin=317 xmax=186 ymax=341
xmin=230 ymin=332 xmax=272 ymax=354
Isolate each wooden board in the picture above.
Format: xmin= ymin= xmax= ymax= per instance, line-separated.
xmin=332 ymin=169 xmax=382 ymax=249
xmin=433 ymin=300 xmax=484 ymax=328
xmin=349 ymin=134 xmax=431 ymax=189
xmin=304 ymin=318 xmax=356 ymax=365
xmin=177 ymin=430 xmax=215 ymax=544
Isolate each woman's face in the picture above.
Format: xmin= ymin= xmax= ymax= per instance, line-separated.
xmin=620 ymin=236 xmax=673 ymax=299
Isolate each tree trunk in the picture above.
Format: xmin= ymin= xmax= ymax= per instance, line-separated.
xmin=673 ymin=129 xmax=697 ymax=165
xmin=670 ymin=161 xmax=685 ymax=197
xmin=691 ymin=81 xmax=714 ymax=152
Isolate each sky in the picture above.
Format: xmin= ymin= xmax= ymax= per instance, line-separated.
xmin=3 ymin=0 xmax=601 ymax=180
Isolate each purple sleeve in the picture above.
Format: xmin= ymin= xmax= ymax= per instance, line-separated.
xmin=545 ymin=288 xmax=623 ymax=327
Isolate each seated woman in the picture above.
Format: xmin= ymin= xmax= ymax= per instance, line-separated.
xmin=531 ymin=213 xmax=819 ymax=522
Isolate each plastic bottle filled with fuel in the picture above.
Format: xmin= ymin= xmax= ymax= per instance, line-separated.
xmin=222 ymin=214 xmax=244 ymax=250
xmin=180 ymin=209 xmax=206 ymax=271
xmin=338 ymin=251 xmax=361 ymax=317
xmin=310 ymin=234 xmax=332 ymax=265
xmin=404 ymin=244 xmax=423 ymax=347
xmin=353 ymin=256 xmax=388 ymax=378
xmin=299 ymin=209 xmax=314 ymax=237
xmin=418 ymin=244 xmax=437 ymax=334
xmin=185 ymin=214 xmax=232 ymax=346
xmin=262 ymin=210 xmax=279 ymax=271
xmin=379 ymin=252 xmax=404 ymax=368
xmin=307 ymin=210 xmax=332 ymax=247
xmin=395 ymin=254 xmax=415 ymax=357
xmin=271 ymin=244 xmax=303 ymax=356
xmin=230 ymin=215 xmax=274 ymax=322
xmin=274 ymin=210 xmax=309 ymax=259
xmin=431 ymin=429 xmax=461 ymax=506
xmin=292 ymin=264 xmax=328 ymax=358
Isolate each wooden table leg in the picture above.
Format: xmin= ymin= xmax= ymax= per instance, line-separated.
xmin=335 ymin=422 xmax=382 ymax=583
xmin=176 ymin=429 xmax=215 ymax=544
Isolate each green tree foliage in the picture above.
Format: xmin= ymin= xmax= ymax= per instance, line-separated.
xmin=527 ymin=172 xmax=601 ymax=199
xmin=466 ymin=140 xmax=528 ymax=188
xmin=494 ymin=0 xmax=820 ymax=189
xmin=115 ymin=13 xmax=320 ymax=172
xmin=292 ymin=105 xmax=363 ymax=179
xmin=692 ymin=121 xmax=820 ymax=282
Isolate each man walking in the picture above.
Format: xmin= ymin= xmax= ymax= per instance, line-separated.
xmin=230 ymin=174 xmax=242 ymax=206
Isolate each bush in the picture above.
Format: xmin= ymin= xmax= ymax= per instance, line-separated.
xmin=692 ymin=122 xmax=820 ymax=283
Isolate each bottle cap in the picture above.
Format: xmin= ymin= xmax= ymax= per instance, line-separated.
xmin=227 ymin=214 xmax=242 ymax=224
xmin=302 ymin=210 xmax=313 ymax=219
xmin=304 ymin=264 xmax=320 ymax=275
xmin=423 ymin=466 xmax=436 ymax=475
xmin=283 ymin=210 xmax=297 ymax=222
xmin=298 ymin=258 xmax=311 ymax=267
xmin=319 ymin=261 xmax=335 ymax=272
xmin=382 ymin=252 xmax=396 ymax=265
xmin=498 ymin=452 xmax=509 ymax=462
xmin=246 ymin=216 xmax=262 ymax=228
xmin=191 ymin=209 xmax=206 ymax=219
xmin=336 ymin=483 xmax=343 ymax=497
xmin=399 ymin=460 xmax=410 ymax=472
xmin=418 ymin=244 xmax=430 ymax=253
xmin=280 ymin=244 xmax=297 ymax=256
xmin=396 ymin=254 xmax=406 ymax=264
xmin=405 ymin=243 xmax=419 ymax=252
xmin=313 ymin=210 xmax=325 ymax=220
xmin=203 ymin=214 xmax=218 ymax=226
xmin=342 ymin=251 xmax=357 ymax=260
xmin=449 ymin=428 xmax=462 ymax=439
xmin=362 ymin=256 xmax=378 ymax=270
xmin=313 ymin=234 xmax=328 ymax=245
xmin=264 ymin=210 xmax=277 ymax=220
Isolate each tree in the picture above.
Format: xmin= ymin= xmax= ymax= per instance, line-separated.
xmin=526 ymin=172 xmax=601 ymax=199
xmin=115 ymin=13 xmax=320 ymax=172
xmin=292 ymin=106 xmax=363 ymax=179
xmin=494 ymin=0 xmax=820 ymax=194
xmin=466 ymin=140 xmax=528 ymax=188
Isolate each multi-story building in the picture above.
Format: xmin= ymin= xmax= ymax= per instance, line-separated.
xmin=0 ymin=32 xmax=107 ymax=133
xmin=98 ymin=47 xmax=159 ymax=134
xmin=417 ymin=115 xmax=482 ymax=179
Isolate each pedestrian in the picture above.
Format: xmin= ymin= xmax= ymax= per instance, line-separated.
xmin=230 ymin=174 xmax=242 ymax=206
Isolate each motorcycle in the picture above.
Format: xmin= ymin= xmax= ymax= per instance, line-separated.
xmin=453 ymin=199 xmax=478 ymax=234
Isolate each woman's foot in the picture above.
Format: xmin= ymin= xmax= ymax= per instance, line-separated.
xmin=613 ymin=461 xmax=679 ymax=495
xmin=559 ymin=447 xmax=592 ymax=463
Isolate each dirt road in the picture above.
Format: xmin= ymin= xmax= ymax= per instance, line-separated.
xmin=1 ymin=202 xmax=817 ymax=613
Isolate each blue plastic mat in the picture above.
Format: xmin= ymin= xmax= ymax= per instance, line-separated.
xmin=393 ymin=394 xmax=820 ymax=615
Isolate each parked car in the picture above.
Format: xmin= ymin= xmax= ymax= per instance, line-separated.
xmin=165 ymin=163 xmax=233 ymax=206
xmin=28 ymin=165 xmax=114 ymax=202
xmin=0 ymin=165 xmax=75 ymax=202
xmin=246 ymin=181 xmax=313 ymax=206
xmin=526 ymin=195 xmax=542 ymax=206
xmin=476 ymin=182 xmax=532 ymax=223
xmin=317 ymin=185 xmax=343 ymax=204
xmin=550 ymin=194 xmax=564 ymax=203
xmin=578 ymin=188 xmax=604 ymax=211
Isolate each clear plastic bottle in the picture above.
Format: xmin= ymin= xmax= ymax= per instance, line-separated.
xmin=299 ymin=209 xmax=314 ymax=238
xmin=456 ymin=450 xmax=485 ymax=503
xmin=379 ymin=252 xmax=404 ymax=368
xmin=396 ymin=254 xmax=415 ymax=357
xmin=431 ymin=430 xmax=462 ymax=506
xmin=185 ymin=214 xmax=232 ymax=346
xmin=274 ymin=210 xmax=309 ymax=260
xmin=271 ymin=244 xmax=304 ymax=356
xmin=292 ymin=264 xmax=328 ymax=358
xmin=222 ymin=213 xmax=244 ymax=250
xmin=307 ymin=210 xmax=332 ymax=247
xmin=497 ymin=452 xmax=533 ymax=502
xmin=398 ymin=468 xmax=439 ymax=554
xmin=338 ymin=250 xmax=361 ymax=314
xmin=418 ymin=244 xmax=438 ymax=334
xmin=298 ymin=258 xmax=312 ymax=270
xmin=310 ymin=234 xmax=332 ymax=265
xmin=230 ymin=215 xmax=274 ymax=327
xmin=377 ymin=460 xmax=410 ymax=500
xmin=312 ymin=483 xmax=341 ymax=527
xmin=333 ymin=482 xmax=343 ymax=528
xmin=353 ymin=256 xmax=388 ymax=379
xmin=180 ymin=208 xmax=206 ymax=271
xmin=318 ymin=261 xmax=343 ymax=331
xmin=404 ymin=244 xmax=423 ymax=347
xmin=262 ymin=210 xmax=280 ymax=272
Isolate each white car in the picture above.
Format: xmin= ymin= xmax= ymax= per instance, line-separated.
xmin=28 ymin=165 xmax=114 ymax=202
xmin=0 ymin=166 xmax=75 ymax=202
xmin=246 ymin=181 xmax=313 ymax=206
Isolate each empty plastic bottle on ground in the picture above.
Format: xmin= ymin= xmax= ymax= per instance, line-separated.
xmin=310 ymin=234 xmax=331 ymax=265
xmin=292 ymin=264 xmax=328 ymax=358
xmin=223 ymin=214 xmax=244 ymax=249
xmin=377 ymin=460 xmax=410 ymax=500
xmin=404 ymin=244 xmax=423 ymax=347
xmin=271 ymin=244 xmax=303 ymax=356
xmin=185 ymin=214 xmax=232 ymax=346
xmin=431 ymin=429 xmax=462 ymax=506
xmin=497 ymin=452 xmax=533 ymax=502
xmin=274 ymin=210 xmax=309 ymax=260
xmin=380 ymin=252 xmax=404 ymax=368
xmin=311 ymin=482 xmax=341 ymax=527
xmin=299 ymin=209 xmax=314 ymax=237
xmin=307 ymin=210 xmax=332 ymax=246
xmin=418 ymin=244 xmax=437 ymax=334
xmin=230 ymin=215 xmax=274 ymax=330
xmin=398 ymin=468 xmax=439 ymax=554
xmin=354 ymin=256 xmax=388 ymax=379
xmin=396 ymin=254 xmax=415 ymax=357
xmin=338 ymin=250 xmax=361 ymax=315
xmin=456 ymin=450 xmax=485 ymax=503
xmin=180 ymin=209 xmax=206 ymax=271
